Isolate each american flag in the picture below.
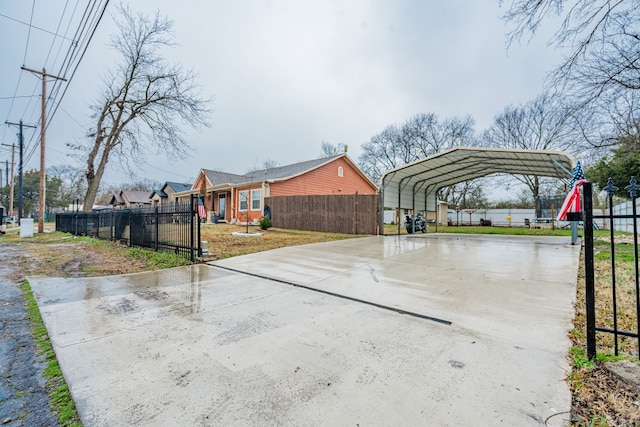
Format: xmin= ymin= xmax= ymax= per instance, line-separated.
xmin=197 ymin=197 xmax=206 ymax=219
xmin=557 ymin=179 xmax=586 ymax=221
xmin=568 ymin=160 xmax=585 ymax=190
xmin=556 ymin=161 xmax=588 ymax=221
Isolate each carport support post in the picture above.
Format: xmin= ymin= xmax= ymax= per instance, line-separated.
xmin=583 ymin=182 xmax=597 ymax=360
xmin=434 ymin=192 xmax=438 ymax=232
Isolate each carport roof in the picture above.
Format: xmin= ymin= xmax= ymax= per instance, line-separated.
xmin=380 ymin=147 xmax=575 ymax=208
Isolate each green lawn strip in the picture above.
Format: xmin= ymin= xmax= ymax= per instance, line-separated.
xmin=127 ymin=247 xmax=192 ymax=269
xmin=20 ymin=280 xmax=82 ymax=427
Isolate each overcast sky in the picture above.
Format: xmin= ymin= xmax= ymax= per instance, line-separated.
xmin=0 ymin=1 xmax=564 ymax=188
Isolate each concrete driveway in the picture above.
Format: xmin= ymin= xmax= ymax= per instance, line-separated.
xmin=29 ymin=233 xmax=580 ymax=426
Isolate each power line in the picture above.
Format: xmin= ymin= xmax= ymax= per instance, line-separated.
xmin=20 ymin=1 xmax=110 ymax=167
xmin=0 ymin=95 xmax=38 ymax=100
xmin=44 ymin=1 xmax=110 ymax=131
xmin=22 ymin=1 xmax=35 ymax=65
xmin=43 ymin=0 xmax=73 ymax=69
xmin=0 ymin=11 xmax=75 ymax=41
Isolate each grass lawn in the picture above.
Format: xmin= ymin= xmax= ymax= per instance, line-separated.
xmin=200 ymin=223 xmax=361 ymax=259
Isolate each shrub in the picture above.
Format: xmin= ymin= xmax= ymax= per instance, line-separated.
xmin=259 ymin=216 xmax=272 ymax=230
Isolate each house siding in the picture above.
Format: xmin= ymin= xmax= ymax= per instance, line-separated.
xmin=270 ymin=158 xmax=376 ymax=197
xmin=232 ymin=185 xmax=263 ymax=223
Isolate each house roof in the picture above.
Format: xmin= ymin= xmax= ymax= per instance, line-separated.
xmin=178 ymin=154 xmax=376 ymax=195
xmin=200 ymin=154 xmax=369 ymax=189
xmin=110 ymin=192 xmax=125 ymax=205
xmin=150 ymin=189 xmax=168 ymax=198
xmin=164 ymin=182 xmax=192 ymax=193
xmin=381 ymin=147 xmax=575 ymax=209
xmin=150 ymin=182 xmax=192 ymax=199
xmin=247 ymin=155 xmax=343 ymax=182
xmin=201 ymin=170 xmax=247 ymax=187
xmin=121 ymin=190 xmax=152 ymax=204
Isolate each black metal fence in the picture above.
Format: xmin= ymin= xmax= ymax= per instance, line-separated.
xmin=56 ymin=195 xmax=202 ymax=261
xmin=583 ymin=179 xmax=640 ymax=360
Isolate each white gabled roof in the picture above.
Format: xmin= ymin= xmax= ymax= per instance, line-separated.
xmin=380 ymin=147 xmax=575 ymax=209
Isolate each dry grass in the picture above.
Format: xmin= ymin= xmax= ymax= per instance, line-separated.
xmin=570 ymin=238 xmax=640 ymax=426
xmin=1 ymin=229 xmax=190 ymax=279
xmin=200 ymin=223 xmax=361 ymax=259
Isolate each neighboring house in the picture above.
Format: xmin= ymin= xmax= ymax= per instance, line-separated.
xmin=150 ymin=182 xmax=192 ymax=207
xmin=176 ymin=154 xmax=378 ymax=224
xmin=109 ymin=190 xmax=153 ymax=209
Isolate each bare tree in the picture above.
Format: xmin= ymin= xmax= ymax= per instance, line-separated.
xmin=47 ymin=164 xmax=86 ymax=203
xmin=482 ymin=92 xmax=578 ymax=198
xmin=80 ymin=5 xmax=211 ymax=211
xmin=319 ymin=141 xmax=347 ymax=158
xmin=245 ymin=159 xmax=280 ymax=173
xmin=501 ymin=0 xmax=640 ymax=105
xmin=358 ymin=113 xmax=478 ymax=184
xmin=125 ymin=179 xmax=162 ymax=192
xmin=359 ymin=113 xmax=483 ymax=203
xmin=358 ymin=124 xmax=406 ymax=184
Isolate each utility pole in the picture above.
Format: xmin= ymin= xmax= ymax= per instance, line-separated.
xmin=6 ymin=120 xmax=35 ymax=224
xmin=2 ymin=147 xmax=15 ymax=217
xmin=22 ymin=67 xmax=67 ymax=233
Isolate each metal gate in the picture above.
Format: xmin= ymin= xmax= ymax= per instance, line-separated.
xmin=56 ymin=194 xmax=203 ymax=262
xmin=583 ymin=179 xmax=640 ymax=360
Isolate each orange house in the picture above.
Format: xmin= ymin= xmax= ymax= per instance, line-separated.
xmin=184 ymin=154 xmax=378 ymax=224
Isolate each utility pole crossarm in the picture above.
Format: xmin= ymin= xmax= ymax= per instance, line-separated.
xmin=20 ymin=66 xmax=68 ymax=82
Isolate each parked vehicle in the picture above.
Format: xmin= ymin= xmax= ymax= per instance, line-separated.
xmin=405 ymin=213 xmax=426 ymax=234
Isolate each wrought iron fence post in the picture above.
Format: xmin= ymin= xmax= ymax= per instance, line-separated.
xmin=624 ymin=177 xmax=640 ymax=355
xmin=155 ymin=206 xmax=159 ymax=252
xmin=604 ymin=178 xmax=620 ymax=355
xmin=583 ymin=182 xmax=597 ymax=360
xmin=190 ymin=194 xmax=195 ymax=263
xmin=197 ymin=198 xmax=202 ymax=258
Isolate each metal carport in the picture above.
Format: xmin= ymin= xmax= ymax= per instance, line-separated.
xmin=380 ymin=147 xmax=576 ymax=233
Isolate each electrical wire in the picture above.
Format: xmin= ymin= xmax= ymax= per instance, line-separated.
xmin=43 ymin=0 xmax=71 ymax=69
xmin=20 ymin=0 xmax=110 ymax=167
xmin=0 ymin=11 xmax=75 ymax=41
xmin=22 ymin=1 xmax=35 ymax=65
xmin=3 ymin=1 xmax=109 ymax=167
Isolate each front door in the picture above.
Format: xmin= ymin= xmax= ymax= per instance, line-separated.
xmin=218 ymin=194 xmax=226 ymax=221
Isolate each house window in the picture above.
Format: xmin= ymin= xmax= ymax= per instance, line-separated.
xmin=338 ymin=166 xmax=344 ymax=177
xmin=251 ymin=190 xmax=261 ymax=210
xmin=239 ymin=190 xmax=248 ymax=211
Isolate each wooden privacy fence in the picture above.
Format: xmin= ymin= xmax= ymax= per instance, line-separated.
xmin=265 ymin=194 xmax=381 ymax=235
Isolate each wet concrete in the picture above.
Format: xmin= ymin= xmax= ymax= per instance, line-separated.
xmin=29 ymin=234 xmax=580 ymax=426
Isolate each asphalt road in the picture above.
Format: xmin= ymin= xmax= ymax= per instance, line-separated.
xmin=0 ymin=243 xmax=58 ymax=426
